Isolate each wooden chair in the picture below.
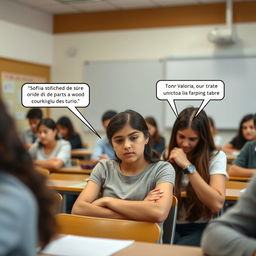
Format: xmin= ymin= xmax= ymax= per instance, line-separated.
xmin=162 ymin=195 xmax=178 ymax=244
xmin=55 ymin=193 xmax=64 ymax=213
xmin=35 ymin=166 xmax=50 ymax=176
xmin=56 ymin=213 xmax=161 ymax=243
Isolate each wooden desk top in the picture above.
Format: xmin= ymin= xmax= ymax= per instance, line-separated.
xmin=52 ymin=165 xmax=92 ymax=175
xmin=39 ymin=240 xmax=203 ymax=256
xmin=228 ymin=176 xmax=250 ymax=181
xmin=71 ymin=148 xmax=93 ymax=157
xmin=48 ymin=179 xmax=86 ymax=192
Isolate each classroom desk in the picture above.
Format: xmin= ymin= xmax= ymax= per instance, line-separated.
xmin=51 ymin=165 xmax=92 ymax=175
xmin=39 ymin=239 xmax=204 ymax=256
xmin=228 ymin=176 xmax=251 ymax=182
xmin=226 ymin=153 xmax=238 ymax=164
xmin=71 ymin=148 xmax=93 ymax=158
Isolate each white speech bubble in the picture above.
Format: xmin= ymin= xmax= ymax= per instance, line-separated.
xmin=156 ymin=80 xmax=225 ymax=117
xmin=21 ymin=83 xmax=100 ymax=138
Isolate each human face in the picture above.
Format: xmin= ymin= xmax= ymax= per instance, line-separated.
xmin=241 ymin=119 xmax=256 ymax=141
xmin=111 ymin=124 xmax=149 ymax=164
xmin=37 ymin=125 xmax=57 ymax=146
xmin=176 ymin=128 xmax=200 ymax=154
xmin=29 ymin=118 xmax=41 ymax=133
xmin=146 ymin=123 xmax=156 ymax=137
xmin=57 ymin=125 xmax=68 ymax=139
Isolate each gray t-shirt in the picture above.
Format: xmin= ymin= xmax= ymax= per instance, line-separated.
xmin=29 ymin=139 xmax=71 ymax=167
xmin=0 ymin=172 xmax=37 ymax=256
xmin=89 ymin=159 xmax=175 ymax=200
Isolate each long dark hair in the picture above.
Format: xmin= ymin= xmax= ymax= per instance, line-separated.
xmin=56 ymin=116 xmax=77 ymax=140
xmin=165 ymin=107 xmax=216 ymax=221
xmin=234 ymin=114 xmax=256 ymax=150
xmin=0 ymin=101 xmax=57 ymax=247
xmin=107 ymin=110 xmax=159 ymax=163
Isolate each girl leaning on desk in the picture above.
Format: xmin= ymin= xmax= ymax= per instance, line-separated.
xmin=163 ymin=107 xmax=227 ymax=247
xmin=0 ymin=99 xmax=57 ymax=256
xmin=72 ymin=110 xmax=175 ymax=232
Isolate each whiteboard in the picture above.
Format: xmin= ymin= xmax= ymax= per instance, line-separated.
xmin=84 ymin=60 xmax=164 ymax=131
xmin=164 ymin=57 xmax=256 ymax=129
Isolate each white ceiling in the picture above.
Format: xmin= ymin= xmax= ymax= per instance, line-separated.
xmin=9 ymin=0 xmax=239 ymax=14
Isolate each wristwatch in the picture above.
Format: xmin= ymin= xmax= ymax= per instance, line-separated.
xmin=183 ymin=164 xmax=196 ymax=174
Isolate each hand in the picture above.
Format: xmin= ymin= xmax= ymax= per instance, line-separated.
xmin=144 ymin=188 xmax=164 ymax=202
xmin=92 ymin=197 xmax=112 ymax=208
xmin=169 ymin=147 xmax=191 ymax=169
xmin=99 ymin=154 xmax=109 ymax=160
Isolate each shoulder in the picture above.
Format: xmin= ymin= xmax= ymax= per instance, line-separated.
xmin=149 ymin=161 xmax=175 ymax=183
xmin=209 ymin=151 xmax=227 ymax=176
xmin=0 ymin=173 xmax=37 ymax=215
xmin=211 ymin=150 xmax=226 ymax=161
xmin=242 ymin=141 xmax=256 ymax=149
xmin=95 ymin=159 xmax=118 ymax=170
xmin=57 ymin=139 xmax=71 ymax=148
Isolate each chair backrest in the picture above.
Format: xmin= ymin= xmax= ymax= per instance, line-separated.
xmin=56 ymin=214 xmax=161 ymax=243
xmin=55 ymin=193 xmax=63 ymax=213
xmin=162 ymin=195 xmax=178 ymax=244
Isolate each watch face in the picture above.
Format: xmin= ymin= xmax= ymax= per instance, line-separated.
xmin=184 ymin=164 xmax=196 ymax=174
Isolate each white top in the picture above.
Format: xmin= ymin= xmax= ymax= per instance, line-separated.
xmin=179 ymin=150 xmax=227 ymax=223
xmin=29 ymin=139 xmax=71 ymax=167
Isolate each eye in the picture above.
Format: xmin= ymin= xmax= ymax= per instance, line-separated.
xmin=113 ymin=139 xmax=123 ymax=144
xmin=190 ymin=138 xmax=198 ymax=142
xmin=130 ymin=136 xmax=138 ymax=141
xmin=178 ymin=134 xmax=185 ymax=139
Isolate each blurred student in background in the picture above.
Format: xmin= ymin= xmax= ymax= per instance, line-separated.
xmin=164 ymin=107 xmax=227 ymax=246
xmin=208 ymin=116 xmax=223 ymax=150
xmin=0 ymin=99 xmax=56 ymax=255
xmin=56 ymin=116 xmax=83 ymax=149
xmin=29 ymin=118 xmax=71 ymax=170
xmin=22 ymin=108 xmax=43 ymax=149
xmin=145 ymin=116 xmax=166 ymax=156
xmin=223 ymin=114 xmax=256 ymax=154
xmin=228 ymin=139 xmax=256 ymax=177
xmin=91 ymin=110 xmax=117 ymax=163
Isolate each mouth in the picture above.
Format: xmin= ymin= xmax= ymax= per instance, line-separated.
xmin=182 ymin=147 xmax=190 ymax=153
xmin=123 ymin=152 xmax=134 ymax=157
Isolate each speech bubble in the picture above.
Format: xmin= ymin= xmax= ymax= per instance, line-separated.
xmin=156 ymin=80 xmax=225 ymax=117
xmin=21 ymin=83 xmax=100 ymax=138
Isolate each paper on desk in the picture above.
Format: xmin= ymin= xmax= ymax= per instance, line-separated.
xmin=68 ymin=182 xmax=87 ymax=188
xmin=240 ymin=188 xmax=247 ymax=193
xmin=41 ymin=235 xmax=134 ymax=256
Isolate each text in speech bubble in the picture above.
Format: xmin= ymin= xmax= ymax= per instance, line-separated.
xmin=156 ymin=80 xmax=225 ymax=117
xmin=21 ymin=83 xmax=100 ymax=138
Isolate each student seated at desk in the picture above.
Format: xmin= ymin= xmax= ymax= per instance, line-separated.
xmin=228 ymin=141 xmax=256 ymax=177
xmin=29 ymin=118 xmax=71 ymax=170
xmin=201 ymin=174 xmax=256 ymax=256
xmin=223 ymin=114 xmax=256 ymax=154
xmin=22 ymin=108 xmax=43 ymax=149
xmin=163 ymin=107 xmax=227 ymax=247
xmin=145 ymin=116 xmax=166 ymax=156
xmin=57 ymin=116 xmax=83 ymax=149
xmin=91 ymin=110 xmax=117 ymax=163
xmin=0 ymin=99 xmax=56 ymax=255
xmin=72 ymin=110 xmax=174 ymax=232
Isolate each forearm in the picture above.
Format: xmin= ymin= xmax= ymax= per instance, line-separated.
xmin=34 ymin=159 xmax=63 ymax=170
xmin=105 ymin=198 xmax=167 ymax=222
xmin=188 ymin=172 xmax=224 ymax=213
xmin=229 ymin=165 xmax=256 ymax=177
xmin=71 ymin=201 xmax=126 ymax=219
xmin=202 ymin=222 xmax=256 ymax=256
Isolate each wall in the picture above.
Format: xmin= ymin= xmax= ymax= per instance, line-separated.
xmin=52 ymin=23 xmax=256 ymax=148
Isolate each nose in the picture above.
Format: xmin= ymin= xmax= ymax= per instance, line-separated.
xmin=181 ymin=139 xmax=189 ymax=147
xmin=123 ymin=139 xmax=131 ymax=150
